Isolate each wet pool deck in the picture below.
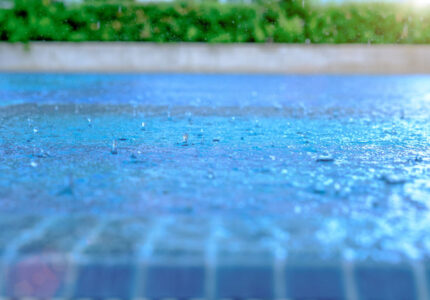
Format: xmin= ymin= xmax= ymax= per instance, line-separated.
xmin=1 ymin=74 xmax=430 ymax=299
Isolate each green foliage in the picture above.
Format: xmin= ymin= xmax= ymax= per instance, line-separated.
xmin=1 ymin=0 xmax=430 ymax=43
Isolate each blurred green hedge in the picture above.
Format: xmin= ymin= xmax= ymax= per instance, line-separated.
xmin=1 ymin=0 xmax=429 ymax=43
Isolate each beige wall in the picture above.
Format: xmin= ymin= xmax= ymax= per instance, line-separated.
xmin=1 ymin=42 xmax=430 ymax=74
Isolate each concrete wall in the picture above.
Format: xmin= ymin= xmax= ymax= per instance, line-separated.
xmin=1 ymin=42 xmax=430 ymax=74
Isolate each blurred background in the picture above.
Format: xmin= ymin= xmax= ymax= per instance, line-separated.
xmin=1 ymin=0 xmax=430 ymax=44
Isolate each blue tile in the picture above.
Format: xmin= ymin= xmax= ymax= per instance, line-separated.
xmin=355 ymin=265 xmax=417 ymax=300
xmin=285 ymin=264 xmax=345 ymax=300
xmin=73 ymin=263 xmax=134 ymax=298
xmin=216 ymin=265 xmax=274 ymax=299
xmin=144 ymin=265 xmax=205 ymax=298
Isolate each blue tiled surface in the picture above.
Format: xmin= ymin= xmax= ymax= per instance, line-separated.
xmin=216 ymin=265 xmax=274 ymax=299
xmin=74 ymin=263 xmax=135 ymax=298
xmin=355 ymin=265 xmax=417 ymax=300
xmin=0 ymin=215 xmax=425 ymax=299
xmin=144 ymin=265 xmax=206 ymax=298
xmin=285 ymin=265 xmax=345 ymax=299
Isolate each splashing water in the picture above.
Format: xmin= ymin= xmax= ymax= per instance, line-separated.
xmin=1 ymin=73 xmax=430 ymax=261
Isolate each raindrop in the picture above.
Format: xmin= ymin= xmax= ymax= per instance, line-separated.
xmin=111 ymin=140 xmax=118 ymax=155
xmin=415 ymin=155 xmax=423 ymax=162
xmin=182 ymin=133 xmax=189 ymax=145
xmin=33 ymin=148 xmax=49 ymax=158
xmin=316 ymin=154 xmax=334 ymax=162
xmin=313 ymin=183 xmax=326 ymax=194
xmin=381 ymin=173 xmax=407 ymax=185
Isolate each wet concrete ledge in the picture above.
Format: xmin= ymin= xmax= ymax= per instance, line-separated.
xmin=1 ymin=42 xmax=430 ymax=74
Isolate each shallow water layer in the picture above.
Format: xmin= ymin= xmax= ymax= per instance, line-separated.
xmin=1 ymin=74 xmax=430 ymax=262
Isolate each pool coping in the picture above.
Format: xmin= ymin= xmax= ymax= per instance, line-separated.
xmin=1 ymin=42 xmax=430 ymax=74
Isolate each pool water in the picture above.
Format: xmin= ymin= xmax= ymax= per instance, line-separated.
xmin=1 ymin=74 xmax=430 ymax=299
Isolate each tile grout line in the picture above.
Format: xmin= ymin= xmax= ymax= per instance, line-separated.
xmin=264 ymin=219 xmax=287 ymax=300
xmin=0 ymin=216 xmax=60 ymax=297
xmin=343 ymin=260 xmax=359 ymax=300
xmin=205 ymin=217 xmax=221 ymax=300
xmin=273 ymin=248 xmax=287 ymax=297
xmin=132 ymin=217 xmax=172 ymax=299
xmin=62 ymin=217 xmax=110 ymax=299
xmin=412 ymin=260 xmax=429 ymax=300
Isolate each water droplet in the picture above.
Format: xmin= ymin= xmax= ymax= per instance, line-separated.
xmin=182 ymin=133 xmax=189 ymax=145
xmin=33 ymin=148 xmax=49 ymax=158
xmin=415 ymin=155 xmax=423 ymax=162
xmin=381 ymin=173 xmax=407 ymax=185
xmin=111 ymin=140 xmax=118 ymax=155
xmin=313 ymin=183 xmax=326 ymax=194
xmin=316 ymin=154 xmax=334 ymax=162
